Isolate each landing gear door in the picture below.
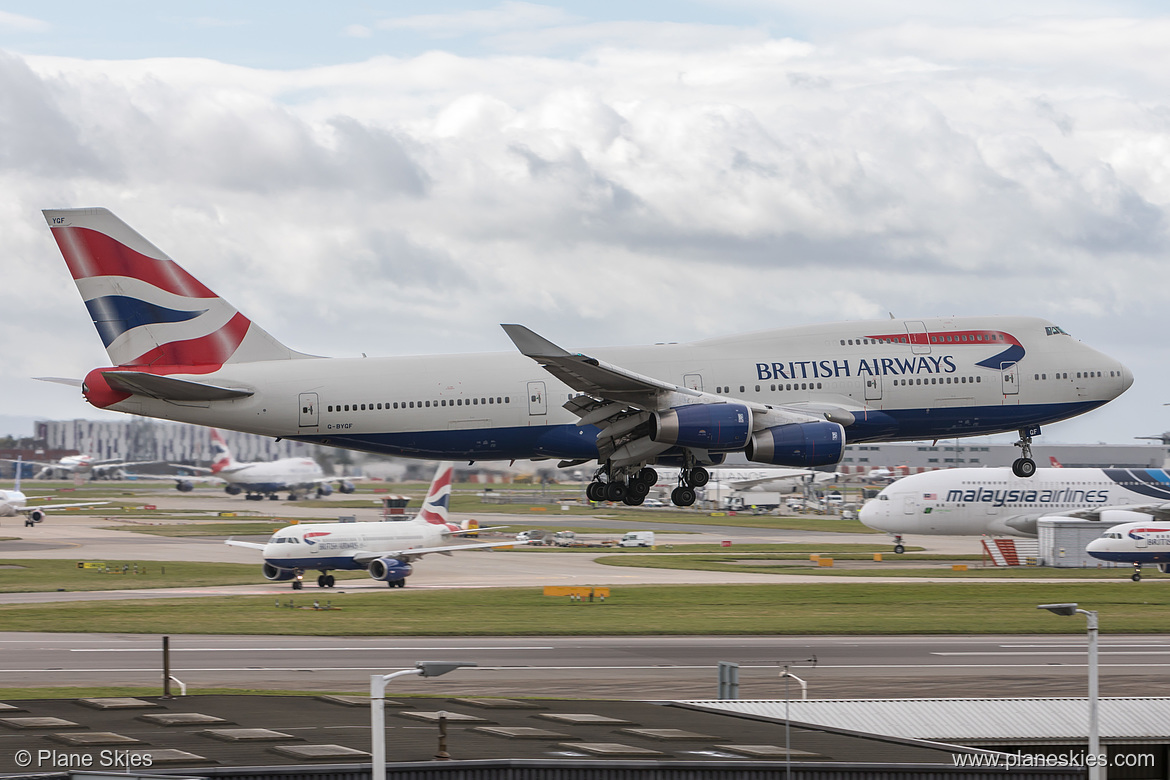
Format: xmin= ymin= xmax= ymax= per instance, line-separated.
xmin=865 ymin=374 xmax=882 ymax=401
xmin=527 ymin=381 xmax=547 ymax=416
xmin=1001 ymin=362 xmax=1019 ymax=396
xmin=298 ymin=393 xmax=319 ymax=427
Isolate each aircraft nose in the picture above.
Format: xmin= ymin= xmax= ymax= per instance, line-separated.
xmin=859 ymin=499 xmax=887 ymax=531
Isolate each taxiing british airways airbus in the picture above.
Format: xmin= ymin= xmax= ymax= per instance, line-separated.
xmin=1087 ymin=521 xmax=1170 ymax=581
xmin=42 ymin=208 xmax=1133 ymax=507
xmin=860 ymin=467 xmax=1170 ymax=552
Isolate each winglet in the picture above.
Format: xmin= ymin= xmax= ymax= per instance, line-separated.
xmin=501 ymin=324 xmax=574 ymax=359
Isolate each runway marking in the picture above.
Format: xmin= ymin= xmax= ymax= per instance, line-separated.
xmin=70 ymin=646 xmax=557 ymax=653
xmin=934 ymin=651 xmax=1170 ymax=656
xmin=999 ymin=644 xmax=1170 ymax=649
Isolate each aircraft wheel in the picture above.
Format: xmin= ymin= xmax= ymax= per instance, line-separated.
xmin=628 ymin=478 xmax=651 ymax=498
xmin=586 ymin=482 xmax=607 ymax=502
xmin=671 ymin=486 xmax=696 ymax=507
xmin=622 ymin=493 xmax=644 ymax=506
xmin=292 ymin=580 xmax=303 ymax=590
xmin=689 ymin=467 xmax=710 ymax=487
xmin=894 ymin=544 xmax=905 ymax=554
xmin=1132 ymin=571 xmax=1142 ymax=582
xmin=325 ymin=574 xmax=335 ymax=587
xmin=605 ymin=481 xmax=627 ymax=502
xmin=317 ymin=574 xmax=327 ymax=588
xmin=1012 ymin=458 xmax=1036 ymax=478
xmin=639 ymin=467 xmax=658 ymax=486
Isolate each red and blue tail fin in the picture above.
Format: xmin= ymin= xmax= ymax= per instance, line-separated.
xmin=418 ymin=463 xmax=453 ymax=525
xmin=209 ymin=430 xmax=238 ymax=473
xmin=43 ymin=208 xmax=309 ymax=368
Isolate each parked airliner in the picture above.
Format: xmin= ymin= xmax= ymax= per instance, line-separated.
xmin=0 ymin=459 xmax=107 ymax=526
xmin=42 ymin=208 xmax=1133 ymax=507
xmin=1087 ymin=521 xmax=1170 ymax=581
xmin=164 ymin=429 xmax=357 ymax=500
xmin=226 ymin=463 xmax=518 ymax=589
xmin=860 ymin=466 xmax=1170 ymax=553
xmin=1 ymin=453 xmax=157 ymax=480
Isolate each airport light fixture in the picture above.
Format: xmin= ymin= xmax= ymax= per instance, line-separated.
xmin=1037 ymin=603 xmax=1101 ymax=780
xmin=370 ymin=661 xmax=476 ymax=780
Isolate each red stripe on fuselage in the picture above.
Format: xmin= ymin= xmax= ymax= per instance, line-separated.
xmin=52 ymin=226 xmax=218 ymax=299
xmin=865 ymin=330 xmax=1022 ymax=347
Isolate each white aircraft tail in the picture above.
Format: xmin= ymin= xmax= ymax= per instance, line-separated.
xmin=12 ymin=456 xmax=21 ymax=493
xmin=43 ymin=208 xmax=311 ymax=368
xmin=417 ymin=463 xmax=453 ymax=526
xmin=209 ymin=430 xmax=240 ymax=473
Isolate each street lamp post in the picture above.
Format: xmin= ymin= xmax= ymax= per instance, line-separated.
xmin=370 ymin=661 xmax=476 ymax=780
xmin=1038 ymin=603 xmax=1101 ymax=780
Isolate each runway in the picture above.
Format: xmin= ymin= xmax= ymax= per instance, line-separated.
xmin=0 ymin=632 xmax=1164 ymax=700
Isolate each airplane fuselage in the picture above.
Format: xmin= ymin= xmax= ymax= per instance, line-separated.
xmin=83 ymin=316 xmax=1131 ymax=463
xmin=1087 ymin=522 xmax=1170 ymax=565
xmin=217 ymin=458 xmax=325 ymax=494
xmin=860 ymin=467 xmax=1170 ymax=537
xmin=263 ymin=519 xmax=455 ymax=573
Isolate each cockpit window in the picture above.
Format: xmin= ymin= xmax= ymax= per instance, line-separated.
xmin=879 ymin=494 xmax=889 ymax=501
xmin=1045 ymin=326 xmax=1070 ymax=336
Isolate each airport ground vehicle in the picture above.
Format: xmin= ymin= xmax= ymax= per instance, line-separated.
xmin=619 ymin=531 xmax=655 ymax=547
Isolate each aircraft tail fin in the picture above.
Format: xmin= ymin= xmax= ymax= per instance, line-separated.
xmin=43 ymin=208 xmax=312 ymax=368
xmin=12 ymin=456 xmax=21 ymax=493
xmin=209 ymin=429 xmax=239 ymax=473
xmin=417 ymin=463 xmax=453 ymax=525
xmin=1050 ymin=456 xmax=1063 ymax=468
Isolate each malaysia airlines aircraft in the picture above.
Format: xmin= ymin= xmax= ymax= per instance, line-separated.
xmin=0 ymin=459 xmax=107 ymax=526
xmin=226 ymin=463 xmax=517 ymax=589
xmin=860 ymin=466 xmax=1170 ymax=552
xmin=1086 ymin=521 xmax=1170 ymax=581
xmin=165 ymin=429 xmax=357 ymax=500
xmin=42 ymin=208 xmax=1133 ymax=507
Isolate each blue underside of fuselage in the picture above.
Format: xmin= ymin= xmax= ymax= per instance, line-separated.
xmin=289 ymin=400 xmax=1107 ymax=462
xmin=267 ymin=556 xmax=364 ymax=572
xmin=1088 ymin=551 xmax=1170 ymax=564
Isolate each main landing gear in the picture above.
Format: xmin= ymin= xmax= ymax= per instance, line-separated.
xmin=317 ymin=573 xmax=336 ymax=588
xmin=1012 ymin=427 xmax=1037 ymax=478
xmin=586 ymin=466 xmax=658 ymax=506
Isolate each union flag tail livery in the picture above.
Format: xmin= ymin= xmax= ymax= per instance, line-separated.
xmin=43 ymin=207 xmax=1133 ymax=507
xmin=417 ymin=463 xmax=453 ymax=526
xmin=45 ymin=208 xmax=307 ymax=369
xmin=209 ymin=429 xmax=238 ymax=473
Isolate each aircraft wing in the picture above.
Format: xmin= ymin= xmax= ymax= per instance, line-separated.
xmin=166 ymin=464 xmax=215 ymax=476
xmin=225 ymin=539 xmax=267 ymax=550
xmin=1061 ymin=503 xmax=1170 ymax=521
xmin=351 ymin=538 xmax=528 ymax=565
xmin=20 ymin=501 xmax=107 ymax=514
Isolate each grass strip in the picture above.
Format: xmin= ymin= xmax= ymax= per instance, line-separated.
xmin=0 ymin=582 xmax=1165 ymax=635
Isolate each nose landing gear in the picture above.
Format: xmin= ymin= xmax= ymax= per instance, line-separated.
xmin=1012 ymin=427 xmax=1038 ymax=478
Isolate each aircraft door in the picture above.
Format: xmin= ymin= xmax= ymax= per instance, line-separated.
xmin=526 ymin=381 xmax=547 ymax=416
xmin=906 ymin=321 xmax=930 ymax=355
xmin=864 ymin=374 xmax=882 ymax=401
xmin=902 ymin=494 xmax=916 ymax=515
xmin=1136 ymin=533 xmax=1148 ymax=549
xmin=1000 ymin=362 xmax=1019 ymax=396
xmin=683 ymin=373 xmax=704 ymax=392
xmin=298 ymin=393 xmax=319 ymax=427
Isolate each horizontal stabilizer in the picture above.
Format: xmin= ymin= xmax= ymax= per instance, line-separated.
xmin=102 ymin=371 xmax=254 ymax=402
xmin=34 ymin=377 xmax=84 ymax=388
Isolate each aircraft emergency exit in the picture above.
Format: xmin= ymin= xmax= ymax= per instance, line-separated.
xmin=42 ymin=208 xmax=1133 ymax=507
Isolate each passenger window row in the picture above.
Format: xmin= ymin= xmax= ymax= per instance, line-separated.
xmin=327 ymin=397 xmax=511 ymax=413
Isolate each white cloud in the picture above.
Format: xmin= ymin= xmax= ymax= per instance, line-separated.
xmin=374 ymin=2 xmax=579 ymax=38
xmin=0 ymin=11 xmax=48 ymax=33
xmin=2 ymin=11 xmax=1169 ymax=439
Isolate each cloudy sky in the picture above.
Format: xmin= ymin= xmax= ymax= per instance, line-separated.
xmin=1 ymin=1 xmax=1167 ymax=446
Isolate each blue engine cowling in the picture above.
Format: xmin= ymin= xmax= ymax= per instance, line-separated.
xmin=176 ymin=480 xmax=193 ymax=493
xmin=316 ymin=483 xmax=334 ymax=497
xmin=225 ymin=484 xmax=243 ymax=496
xmin=650 ymin=403 xmax=752 ymax=451
xmin=368 ymin=558 xmax=413 ymax=582
xmin=262 ymin=562 xmax=298 ymax=582
xmin=746 ymin=421 xmax=845 ymax=467
xmin=338 ymin=480 xmax=356 ymax=494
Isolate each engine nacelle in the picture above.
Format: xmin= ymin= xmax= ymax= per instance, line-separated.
xmin=746 ymin=421 xmax=845 ymax=467
xmin=1098 ymin=509 xmax=1151 ymax=526
xmin=262 ymin=562 xmax=298 ymax=582
xmin=316 ymin=483 xmax=334 ymax=497
xmin=650 ymin=403 xmax=752 ymax=451
xmin=176 ymin=480 xmax=194 ymax=493
xmin=368 ymin=558 xmax=413 ymax=582
xmin=338 ymin=480 xmax=356 ymax=494
xmin=27 ymin=509 xmax=45 ymax=524
xmin=224 ymin=484 xmax=243 ymax=496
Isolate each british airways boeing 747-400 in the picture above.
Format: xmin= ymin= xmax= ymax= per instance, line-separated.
xmin=41 ymin=208 xmax=1132 ymax=506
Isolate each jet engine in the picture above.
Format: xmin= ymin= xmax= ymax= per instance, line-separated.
xmin=368 ymin=557 xmax=413 ymax=583
xmin=316 ymin=483 xmax=334 ymax=497
xmin=1098 ymin=509 xmax=1152 ymax=525
xmin=224 ymin=484 xmax=243 ymax=496
xmin=27 ymin=509 xmax=45 ymax=524
xmin=746 ymin=421 xmax=845 ymax=467
xmin=338 ymin=480 xmax=356 ymax=494
xmin=176 ymin=480 xmax=193 ymax=493
xmin=262 ymin=562 xmax=298 ymax=582
xmin=650 ymin=403 xmax=752 ymax=451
